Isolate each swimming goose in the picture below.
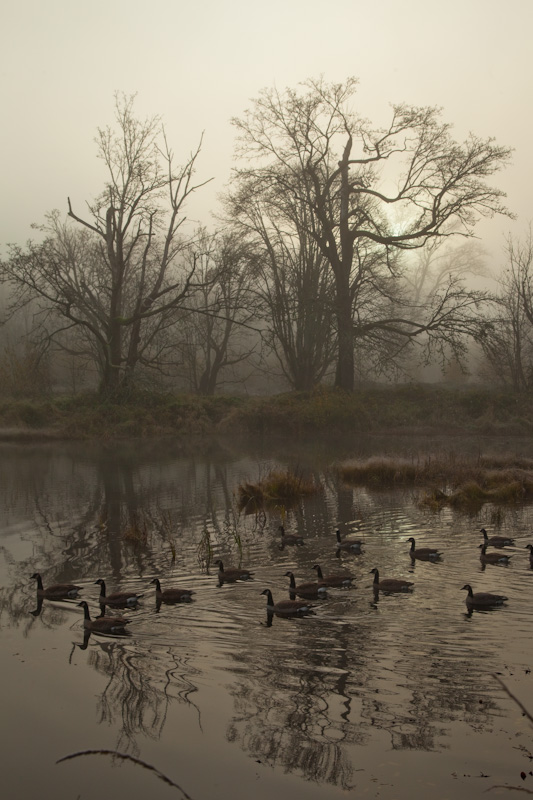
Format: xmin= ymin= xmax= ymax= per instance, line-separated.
xmin=370 ymin=568 xmax=413 ymax=592
xmin=461 ymin=584 xmax=508 ymax=608
xmin=77 ymin=601 xmax=130 ymax=634
xmin=480 ymin=528 xmax=515 ymax=548
xmin=335 ymin=530 xmax=363 ymax=552
xmin=215 ymin=560 xmax=254 ymax=583
xmin=406 ymin=537 xmax=442 ymax=561
xmin=94 ymin=578 xmax=143 ymax=607
xmin=261 ymin=588 xmax=314 ymax=617
xmin=312 ymin=564 xmax=353 ymax=588
xmin=31 ymin=572 xmax=82 ymax=599
xmin=285 ymin=571 xmax=328 ymax=598
xmin=150 ymin=578 xmax=194 ymax=603
xmin=278 ymin=525 xmax=304 ymax=546
xmin=478 ymin=543 xmax=512 ymax=565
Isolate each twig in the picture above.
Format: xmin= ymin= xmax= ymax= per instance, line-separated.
xmin=492 ymin=673 xmax=533 ymax=726
xmin=56 ymin=749 xmax=195 ymax=798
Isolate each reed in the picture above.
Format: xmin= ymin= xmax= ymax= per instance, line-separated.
xmin=237 ymin=469 xmax=319 ymax=513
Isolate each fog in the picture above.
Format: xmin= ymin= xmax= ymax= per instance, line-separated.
xmin=1 ymin=0 xmax=531 ymax=267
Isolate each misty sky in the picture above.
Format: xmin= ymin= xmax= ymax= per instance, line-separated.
xmin=1 ymin=0 xmax=531 ymax=269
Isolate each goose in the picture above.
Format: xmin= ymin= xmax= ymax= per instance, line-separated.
xmin=285 ymin=571 xmax=327 ymax=598
xmin=526 ymin=544 xmax=533 ymax=566
xmin=77 ymin=601 xmax=130 ymax=634
xmin=31 ymin=572 xmax=82 ymax=599
xmin=370 ymin=567 xmax=413 ymax=592
xmin=312 ymin=563 xmax=353 ymax=588
xmin=278 ymin=525 xmax=304 ymax=546
xmin=261 ymin=588 xmax=314 ymax=617
xmin=461 ymin=584 xmax=508 ymax=608
xmin=150 ymin=578 xmax=194 ymax=603
xmin=215 ymin=560 xmax=254 ymax=583
xmin=335 ymin=529 xmax=363 ymax=552
xmin=94 ymin=578 xmax=143 ymax=607
xmin=406 ymin=537 xmax=442 ymax=561
xmin=480 ymin=528 xmax=515 ymax=548
xmin=479 ymin=543 xmax=512 ymax=565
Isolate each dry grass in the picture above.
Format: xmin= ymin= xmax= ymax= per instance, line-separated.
xmin=237 ymin=470 xmax=319 ymax=513
xmin=338 ymin=453 xmax=533 ymax=511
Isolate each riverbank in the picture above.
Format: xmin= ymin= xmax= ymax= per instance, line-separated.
xmin=0 ymin=384 xmax=531 ymax=441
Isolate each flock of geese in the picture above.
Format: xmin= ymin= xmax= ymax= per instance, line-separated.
xmin=30 ymin=524 xmax=530 ymax=632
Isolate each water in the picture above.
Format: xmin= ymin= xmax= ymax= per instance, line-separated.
xmin=1 ymin=435 xmax=533 ymax=799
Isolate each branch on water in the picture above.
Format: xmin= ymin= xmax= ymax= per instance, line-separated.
xmin=492 ymin=673 xmax=533 ymax=726
xmin=56 ymin=749 xmax=195 ymax=799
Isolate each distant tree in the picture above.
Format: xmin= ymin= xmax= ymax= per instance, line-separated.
xmin=175 ymin=230 xmax=259 ymax=395
xmin=225 ymin=180 xmax=337 ymax=390
xmin=230 ymin=77 xmax=513 ymax=390
xmin=0 ymin=94 xmax=211 ymax=397
xmin=480 ymin=228 xmax=533 ymax=390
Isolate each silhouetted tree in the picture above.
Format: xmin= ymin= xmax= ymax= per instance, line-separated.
xmin=230 ymin=77 xmax=512 ymax=390
xmin=1 ymin=94 xmax=211 ymax=396
xmin=480 ymin=228 xmax=533 ymax=390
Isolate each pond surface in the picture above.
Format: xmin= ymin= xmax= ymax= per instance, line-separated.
xmin=1 ymin=434 xmax=533 ymax=799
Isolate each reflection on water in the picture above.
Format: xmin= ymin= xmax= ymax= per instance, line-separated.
xmin=1 ymin=435 xmax=533 ymax=799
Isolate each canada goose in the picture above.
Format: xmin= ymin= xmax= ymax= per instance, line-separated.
xmin=150 ymin=578 xmax=194 ymax=603
xmin=478 ymin=543 xmax=512 ymax=565
xmin=312 ymin=564 xmax=353 ymax=588
xmin=94 ymin=578 xmax=143 ymax=607
xmin=278 ymin=525 xmax=304 ymax=546
xmin=31 ymin=572 xmax=82 ymax=599
xmin=526 ymin=544 xmax=533 ymax=566
xmin=335 ymin=530 xmax=362 ymax=552
xmin=406 ymin=537 xmax=442 ymax=561
xmin=461 ymin=584 xmax=508 ymax=608
xmin=480 ymin=528 xmax=515 ymax=548
xmin=77 ymin=601 xmax=130 ymax=634
xmin=370 ymin=568 xmax=413 ymax=592
xmin=284 ymin=571 xmax=327 ymax=598
xmin=215 ymin=560 xmax=254 ymax=583
xmin=261 ymin=588 xmax=314 ymax=617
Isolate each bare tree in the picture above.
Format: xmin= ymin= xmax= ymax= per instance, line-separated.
xmin=175 ymin=230 xmax=259 ymax=395
xmin=0 ymin=94 xmax=211 ymax=396
xmin=225 ymin=179 xmax=337 ymax=390
xmin=230 ymin=77 xmax=512 ymax=390
xmin=480 ymin=228 xmax=533 ymax=390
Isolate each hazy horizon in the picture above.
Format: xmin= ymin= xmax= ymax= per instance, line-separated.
xmin=1 ymin=0 xmax=531 ymax=272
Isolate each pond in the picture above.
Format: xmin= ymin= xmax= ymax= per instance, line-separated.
xmin=1 ymin=434 xmax=533 ymax=799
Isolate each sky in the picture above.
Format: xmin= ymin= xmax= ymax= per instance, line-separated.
xmin=1 ymin=0 xmax=532 ymax=270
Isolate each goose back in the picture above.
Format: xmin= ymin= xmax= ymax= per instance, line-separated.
xmin=370 ymin=568 xmax=413 ymax=592
xmin=215 ymin=560 xmax=254 ymax=583
xmin=480 ymin=528 xmax=515 ymax=548
xmin=95 ymin=578 xmax=143 ymax=607
xmin=78 ymin=601 xmax=130 ymax=633
xmin=150 ymin=578 xmax=194 ymax=603
xmin=406 ymin=537 xmax=442 ymax=561
xmin=284 ymin=571 xmax=327 ymax=598
xmin=312 ymin=564 xmax=353 ymax=587
xmin=478 ymin=543 xmax=512 ymax=564
xmin=261 ymin=588 xmax=314 ymax=617
xmin=31 ymin=572 xmax=82 ymax=599
xmin=461 ymin=584 xmax=508 ymax=607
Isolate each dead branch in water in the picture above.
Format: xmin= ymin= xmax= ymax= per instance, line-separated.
xmin=56 ymin=749 xmax=195 ymax=798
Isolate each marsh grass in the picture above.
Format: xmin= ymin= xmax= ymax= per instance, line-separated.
xmin=237 ymin=470 xmax=319 ymax=513
xmin=338 ymin=454 xmax=533 ymax=511
xmin=2 ymin=385 xmax=533 ymax=440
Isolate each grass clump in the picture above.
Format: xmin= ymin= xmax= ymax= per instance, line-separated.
xmin=237 ymin=470 xmax=319 ymax=513
xmin=339 ymin=453 xmax=533 ymax=511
